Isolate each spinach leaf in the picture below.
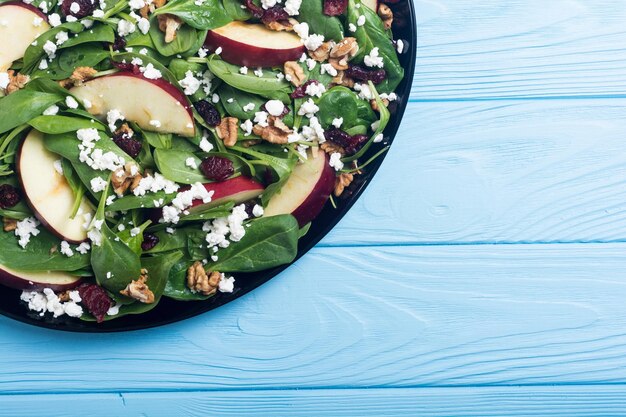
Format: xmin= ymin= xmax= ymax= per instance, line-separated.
xmin=29 ymin=115 xmax=105 ymax=134
xmin=0 ymin=90 xmax=63 ymax=134
xmin=316 ymin=86 xmax=360 ymax=129
xmin=144 ymin=227 xmax=203 ymax=254
xmin=22 ymin=22 xmax=84 ymax=72
xmin=153 ymin=148 xmax=206 ymax=184
xmin=153 ymin=0 xmax=232 ymax=30
xmin=208 ymin=55 xmax=292 ymax=103
xmin=0 ymin=176 xmax=32 ymax=220
xmin=143 ymin=130 xmax=173 ymax=149
xmin=347 ymin=0 xmax=404 ymax=93
xmin=60 ymin=23 xmax=115 ymax=48
xmin=0 ymin=227 xmax=90 ymax=272
xmin=117 ymin=220 xmax=151 ymax=255
xmin=298 ymin=0 xmax=344 ymax=42
xmin=90 ymin=186 xmax=142 ymax=293
xmin=218 ymin=83 xmax=267 ymax=120
xmin=149 ymin=22 xmax=206 ymax=57
xmin=163 ymin=256 xmax=208 ymax=300
xmin=106 ymin=192 xmax=176 ymax=211
xmin=209 ymin=215 xmax=299 ymax=272
xmin=223 ymin=0 xmax=252 ymax=20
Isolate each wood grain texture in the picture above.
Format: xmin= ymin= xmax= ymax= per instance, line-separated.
xmin=5 ymin=386 xmax=626 ymax=417
xmin=3 ymin=244 xmax=626 ymax=393
xmin=413 ymin=0 xmax=626 ymax=100
xmin=324 ymin=99 xmax=626 ymax=245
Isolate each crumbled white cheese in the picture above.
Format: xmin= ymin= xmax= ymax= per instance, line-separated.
xmin=90 ymin=177 xmax=108 ymax=192
xmin=65 ymin=95 xmax=79 ymax=109
xmin=15 ymin=217 xmax=40 ymax=248
xmin=265 ymin=100 xmax=285 ymax=117
xmin=218 ymin=274 xmax=235 ymax=293
xmin=332 ymin=117 xmax=344 ymax=128
xmin=199 ymin=136 xmax=214 ymax=152
xmin=20 ymin=288 xmax=83 ymax=318
xmin=329 ymin=152 xmax=344 ymax=171
xmin=364 ymin=47 xmax=384 ymax=68
xmin=43 ymin=105 xmax=59 ymax=115
xmin=60 ymin=241 xmax=74 ymax=257
xmin=179 ymin=70 xmax=201 ymax=96
xmin=0 ymin=72 xmax=9 ymax=89
xmin=185 ymin=157 xmax=198 ymax=169
xmin=252 ymin=204 xmax=264 ymax=217
xmin=141 ymin=63 xmax=162 ymax=80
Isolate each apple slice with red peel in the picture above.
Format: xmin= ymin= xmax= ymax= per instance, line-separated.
xmin=17 ymin=130 xmax=94 ymax=244
xmin=0 ymin=264 xmax=81 ymax=291
xmin=205 ymin=21 xmax=306 ymax=68
xmin=188 ymin=176 xmax=265 ymax=213
xmin=264 ymin=151 xmax=335 ymax=227
xmin=0 ymin=2 xmax=50 ymax=71
xmin=70 ymin=73 xmax=195 ymax=137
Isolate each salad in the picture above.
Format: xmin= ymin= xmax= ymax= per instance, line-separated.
xmin=0 ymin=0 xmax=405 ymax=322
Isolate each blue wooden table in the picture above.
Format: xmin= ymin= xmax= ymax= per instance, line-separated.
xmin=4 ymin=0 xmax=626 ymax=415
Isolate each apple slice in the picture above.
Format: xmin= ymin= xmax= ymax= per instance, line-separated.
xmin=17 ymin=130 xmax=94 ymax=244
xmin=205 ymin=21 xmax=306 ymax=67
xmin=0 ymin=264 xmax=81 ymax=291
xmin=362 ymin=0 xmax=378 ymax=10
xmin=188 ymin=176 xmax=265 ymax=213
xmin=264 ymin=151 xmax=335 ymax=226
xmin=0 ymin=2 xmax=49 ymax=71
xmin=70 ymin=73 xmax=195 ymax=137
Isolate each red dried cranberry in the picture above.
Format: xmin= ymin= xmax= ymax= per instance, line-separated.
xmin=199 ymin=156 xmax=234 ymax=182
xmin=0 ymin=184 xmax=20 ymax=209
xmin=111 ymin=36 xmax=127 ymax=52
xmin=61 ymin=0 xmax=96 ymax=19
xmin=194 ymin=100 xmax=222 ymax=127
xmin=324 ymin=0 xmax=348 ymax=16
xmin=261 ymin=6 xmax=289 ymax=24
xmin=77 ymin=283 xmax=112 ymax=323
xmin=325 ymin=128 xmax=369 ymax=155
xmin=112 ymin=131 xmax=142 ymax=159
xmin=291 ymin=80 xmax=320 ymax=99
xmin=141 ymin=233 xmax=160 ymax=251
xmin=112 ymin=61 xmax=141 ymax=74
xmin=346 ymin=65 xmax=387 ymax=84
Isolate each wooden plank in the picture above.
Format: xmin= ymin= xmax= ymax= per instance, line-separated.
xmin=412 ymin=0 xmax=626 ymax=100
xmin=323 ymin=99 xmax=626 ymax=245
xmin=3 ymin=244 xmax=626 ymax=392
xmin=4 ymin=386 xmax=626 ymax=417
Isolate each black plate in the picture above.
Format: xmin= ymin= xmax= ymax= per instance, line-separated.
xmin=0 ymin=2 xmax=417 ymax=332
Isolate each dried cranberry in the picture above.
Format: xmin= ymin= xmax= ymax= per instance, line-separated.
xmin=325 ymin=128 xmax=369 ymax=155
xmin=261 ymin=6 xmax=289 ymax=24
xmin=112 ymin=131 xmax=142 ymax=158
xmin=61 ymin=0 xmax=96 ymax=19
xmin=194 ymin=100 xmax=222 ymax=127
xmin=0 ymin=184 xmax=20 ymax=209
xmin=77 ymin=283 xmax=112 ymax=323
xmin=111 ymin=36 xmax=127 ymax=52
xmin=112 ymin=61 xmax=141 ymax=74
xmin=291 ymin=80 xmax=320 ymax=99
xmin=141 ymin=233 xmax=160 ymax=251
xmin=346 ymin=65 xmax=387 ymax=84
xmin=323 ymin=0 xmax=348 ymax=16
xmin=199 ymin=156 xmax=234 ymax=182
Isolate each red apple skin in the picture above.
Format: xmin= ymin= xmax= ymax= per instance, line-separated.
xmin=16 ymin=135 xmax=87 ymax=244
xmin=107 ymin=72 xmax=194 ymax=118
xmin=0 ymin=267 xmax=82 ymax=291
xmin=189 ymin=176 xmax=265 ymax=211
xmin=290 ymin=153 xmax=335 ymax=227
xmin=204 ymin=28 xmax=305 ymax=68
xmin=0 ymin=1 xmax=48 ymax=21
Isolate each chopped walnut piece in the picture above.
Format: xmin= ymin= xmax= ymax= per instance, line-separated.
xmin=216 ymin=117 xmax=239 ymax=147
xmin=370 ymin=98 xmax=390 ymax=112
xmin=70 ymin=66 xmax=97 ymax=85
xmin=57 ymin=291 xmax=70 ymax=303
xmin=378 ymin=4 xmax=394 ymax=30
xmin=157 ymin=14 xmax=183 ymax=43
xmin=253 ymin=116 xmax=292 ymax=144
xmin=329 ymin=37 xmax=359 ymax=71
xmin=140 ymin=0 xmax=166 ymax=18
xmin=49 ymin=245 xmax=58 ymax=255
xmin=4 ymin=70 xmax=30 ymax=94
xmin=2 ymin=217 xmax=16 ymax=232
xmin=331 ymin=71 xmax=355 ymax=88
xmin=120 ymin=269 xmax=155 ymax=304
xmin=187 ymin=261 xmax=221 ymax=296
xmin=112 ymin=162 xmax=142 ymax=196
xmin=284 ymin=61 xmax=306 ymax=87
xmin=266 ymin=18 xmax=297 ymax=32
xmin=321 ymin=141 xmax=345 ymax=156
xmin=116 ymin=123 xmax=134 ymax=138
xmin=334 ymin=172 xmax=354 ymax=197
xmin=309 ymin=41 xmax=333 ymax=62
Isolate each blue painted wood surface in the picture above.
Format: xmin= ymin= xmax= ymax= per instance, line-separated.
xmin=4 ymin=0 xmax=626 ymax=415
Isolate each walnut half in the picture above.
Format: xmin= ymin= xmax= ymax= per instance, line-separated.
xmin=216 ymin=117 xmax=239 ymax=147
xmin=2 ymin=217 xmax=17 ymax=232
xmin=284 ymin=61 xmax=306 ymax=87
xmin=120 ymin=269 xmax=155 ymax=304
xmin=378 ymin=4 xmax=394 ymax=30
xmin=157 ymin=14 xmax=183 ymax=43
xmin=334 ymin=172 xmax=354 ymax=197
xmin=112 ymin=162 xmax=142 ymax=196
xmin=187 ymin=261 xmax=221 ymax=296
xmin=3 ymin=70 xmax=29 ymax=94
xmin=253 ymin=116 xmax=292 ymax=144
xmin=329 ymin=37 xmax=359 ymax=71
